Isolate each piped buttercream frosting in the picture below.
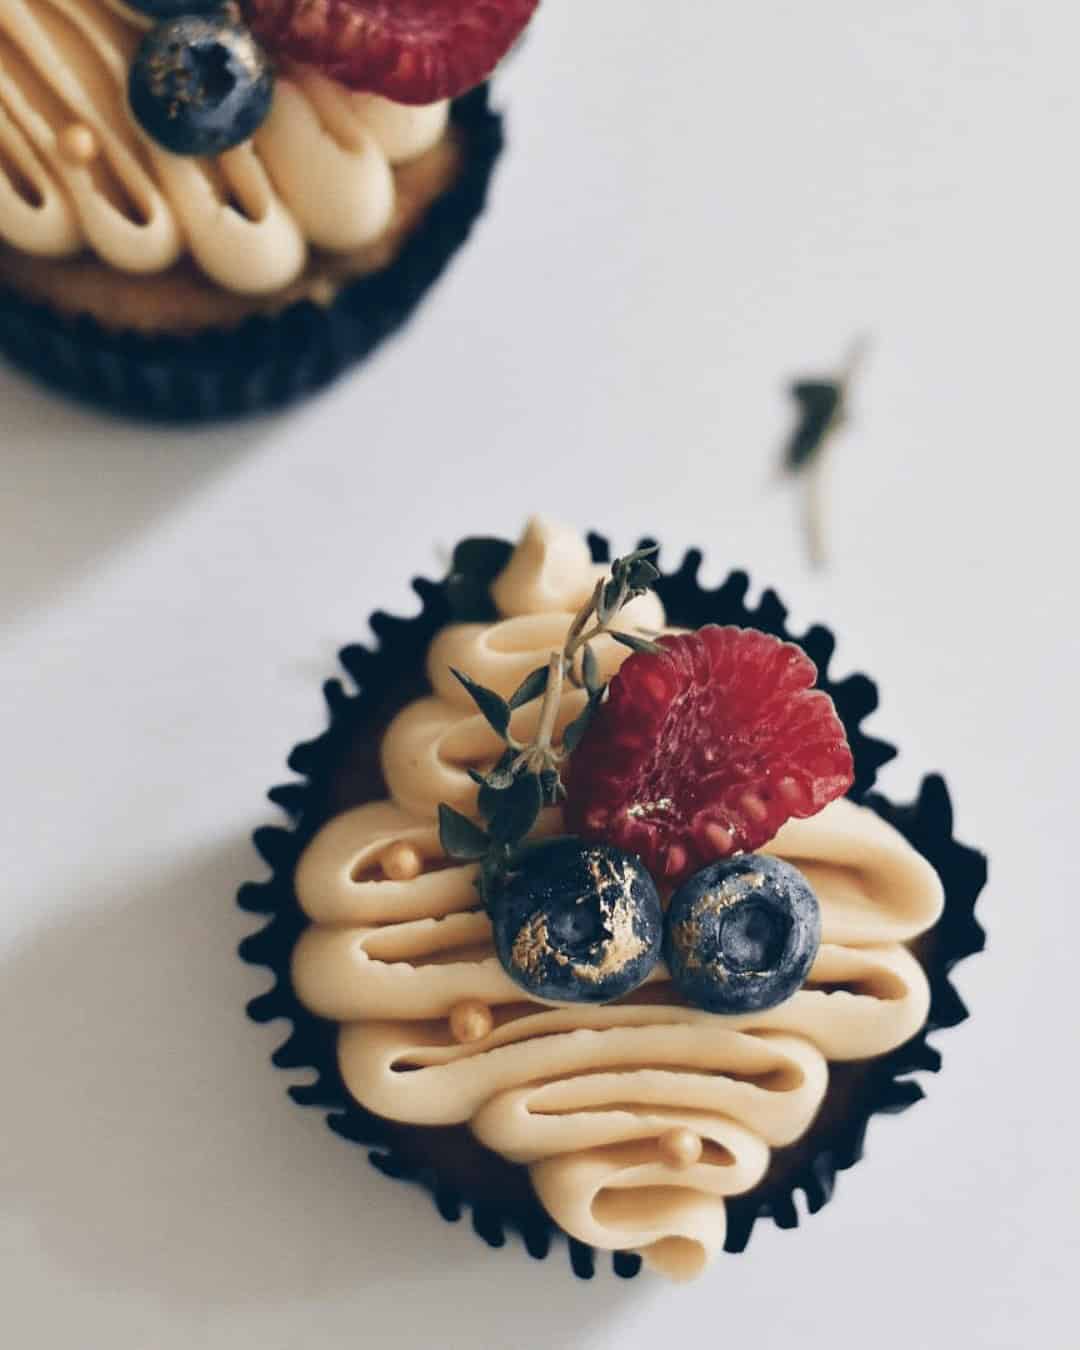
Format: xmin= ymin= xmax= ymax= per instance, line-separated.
xmin=0 ymin=0 xmax=449 ymax=294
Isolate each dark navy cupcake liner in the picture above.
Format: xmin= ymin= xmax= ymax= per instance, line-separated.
xmin=238 ymin=535 xmax=987 ymax=1279
xmin=0 ymin=88 xmax=502 ymax=424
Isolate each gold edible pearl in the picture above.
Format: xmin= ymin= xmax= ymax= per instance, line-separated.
xmin=658 ymin=1127 xmax=703 ymax=1171
xmin=58 ymin=124 xmax=99 ymax=167
xmin=308 ymin=278 xmax=336 ymax=308
xmin=449 ymin=1000 xmax=493 ymax=1045
xmin=381 ymin=842 xmax=422 ymax=881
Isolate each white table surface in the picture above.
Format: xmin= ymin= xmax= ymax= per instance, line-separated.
xmin=2 ymin=2 xmax=1076 ymax=1346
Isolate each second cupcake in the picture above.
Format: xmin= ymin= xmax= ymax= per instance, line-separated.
xmin=0 ymin=1 xmax=541 ymax=419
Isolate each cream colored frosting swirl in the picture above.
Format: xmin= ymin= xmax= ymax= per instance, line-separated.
xmin=0 ymin=0 xmax=448 ymax=293
xmin=294 ymin=520 xmax=945 ymax=1280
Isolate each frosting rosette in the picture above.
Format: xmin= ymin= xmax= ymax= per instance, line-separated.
xmin=281 ymin=520 xmax=950 ymax=1280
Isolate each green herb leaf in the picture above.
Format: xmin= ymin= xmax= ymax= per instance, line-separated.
xmin=598 ymin=576 xmax=624 ymax=624
xmin=582 ymin=644 xmax=601 ymax=694
xmin=509 ymin=665 xmax=550 ymax=710
xmin=438 ymin=805 xmax=490 ymax=861
xmin=471 ymin=755 xmax=519 ymax=801
xmin=487 ymin=772 xmax=544 ymax=847
xmin=616 ymin=544 xmax=660 ymax=566
xmin=611 ymin=631 xmax=664 ymax=656
xmin=562 ymin=693 xmax=601 ymax=756
xmin=786 ymin=381 xmax=842 ymax=472
xmin=451 ymin=668 xmax=512 ymax=739
xmin=477 ymin=749 xmax=520 ymax=820
xmin=478 ymin=852 xmax=507 ymax=909
xmin=627 ymin=558 xmax=660 ymax=592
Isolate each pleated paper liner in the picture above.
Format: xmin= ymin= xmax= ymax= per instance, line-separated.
xmin=239 ymin=534 xmax=987 ymax=1279
xmin=0 ymin=88 xmax=502 ymax=425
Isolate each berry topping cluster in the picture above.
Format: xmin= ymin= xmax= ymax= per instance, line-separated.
xmin=438 ymin=540 xmax=854 ymax=1014
xmin=126 ymin=1 xmax=542 ymax=156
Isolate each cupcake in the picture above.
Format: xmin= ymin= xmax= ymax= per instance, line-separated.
xmin=240 ymin=519 xmax=986 ymax=1280
xmin=0 ymin=1 xmax=540 ymax=421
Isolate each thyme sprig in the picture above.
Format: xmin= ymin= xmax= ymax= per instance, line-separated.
xmin=437 ymin=546 xmax=662 ymax=905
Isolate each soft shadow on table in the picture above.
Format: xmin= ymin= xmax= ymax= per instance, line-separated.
xmin=0 ymin=366 xmax=266 ymax=628
xmin=0 ymin=838 xmax=635 ymax=1344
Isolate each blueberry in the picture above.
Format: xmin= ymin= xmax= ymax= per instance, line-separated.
xmin=664 ymin=855 xmax=821 ymax=1014
xmin=491 ymin=840 xmax=663 ymax=1004
xmin=128 ymin=15 xmax=274 ymax=157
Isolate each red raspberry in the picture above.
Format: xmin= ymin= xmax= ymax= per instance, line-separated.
xmin=565 ymin=627 xmax=854 ymax=884
xmin=244 ymin=0 xmax=540 ymax=104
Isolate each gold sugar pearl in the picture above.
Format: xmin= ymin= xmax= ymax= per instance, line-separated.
xmin=381 ymin=842 xmax=422 ymax=881
xmin=658 ymin=1127 xmax=703 ymax=1171
xmin=58 ymin=124 xmax=99 ymax=167
xmin=449 ymin=1000 xmax=494 ymax=1045
xmin=308 ymin=278 xmax=336 ymax=308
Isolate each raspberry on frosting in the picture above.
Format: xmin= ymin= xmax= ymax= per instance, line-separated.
xmin=565 ymin=627 xmax=855 ymax=884
xmin=243 ymin=0 xmax=541 ymax=104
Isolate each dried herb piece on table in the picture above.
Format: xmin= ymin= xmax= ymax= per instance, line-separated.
xmin=784 ymin=336 xmax=870 ymax=568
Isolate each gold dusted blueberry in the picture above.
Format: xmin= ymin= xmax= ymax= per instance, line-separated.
xmin=491 ymin=840 xmax=662 ymax=1004
xmin=128 ymin=14 xmax=274 ymax=157
xmin=665 ymin=854 xmax=821 ymax=1014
